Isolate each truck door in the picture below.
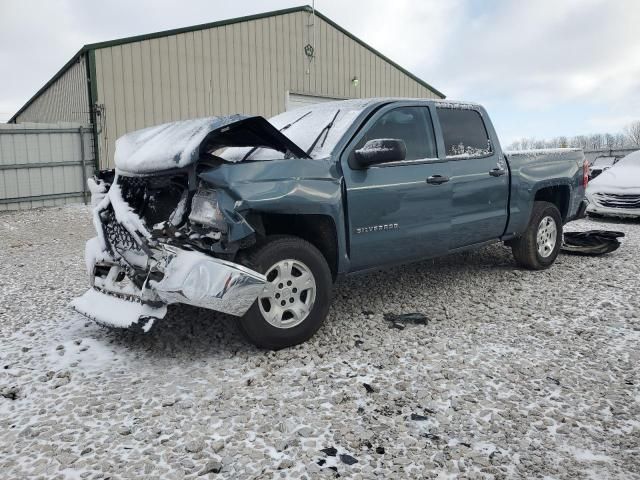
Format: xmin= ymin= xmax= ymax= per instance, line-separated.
xmin=435 ymin=107 xmax=509 ymax=249
xmin=341 ymin=104 xmax=452 ymax=271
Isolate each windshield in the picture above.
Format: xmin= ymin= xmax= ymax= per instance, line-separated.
xmin=221 ymin=99 xmax=375 ymax=161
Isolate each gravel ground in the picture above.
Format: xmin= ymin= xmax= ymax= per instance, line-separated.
xmin=1 ymin=205 xmax=639 ymax=479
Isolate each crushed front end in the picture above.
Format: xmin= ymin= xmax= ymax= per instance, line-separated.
xmin=72 ymin=169 xmax=266 ymax=332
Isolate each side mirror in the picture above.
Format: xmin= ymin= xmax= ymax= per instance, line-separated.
xmin=353 ymin=138 xmax=407 ymax=168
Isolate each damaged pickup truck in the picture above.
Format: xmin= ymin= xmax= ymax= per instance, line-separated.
xmin=73 ymin=98 xmax=588 ymax=348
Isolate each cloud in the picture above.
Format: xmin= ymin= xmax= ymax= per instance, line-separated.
xmin=1 ymin=0 xmax=639 ymax=141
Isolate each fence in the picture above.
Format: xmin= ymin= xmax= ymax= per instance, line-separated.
xmin=583 ymin=147 xmax=638 ymax=165
xmin=0 ymin=123 xmax=95 ymax=211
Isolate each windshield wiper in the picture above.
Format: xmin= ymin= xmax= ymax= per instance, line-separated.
xmin=306 ymin=110 xmax=341 ymax=156
xmin=280 ymin=110 xmax=312 ymax=132
xmin=241 ymin=111 xmax=312 ymax=161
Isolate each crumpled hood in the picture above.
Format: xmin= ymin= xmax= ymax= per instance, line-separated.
xmin=115 ymin=115 xmax=247 ymax=174
xmin=114 ymin=114 xmax=309 ymax=174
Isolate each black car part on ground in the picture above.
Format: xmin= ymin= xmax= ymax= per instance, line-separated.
xmin=561 ymin=230 xmax=625 ymax=256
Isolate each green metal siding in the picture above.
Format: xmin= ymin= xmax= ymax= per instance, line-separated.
xmin=93 ymin=10 xmax=442 ymax=168
xmin=14 ymin=56 xmax=91 ymax=126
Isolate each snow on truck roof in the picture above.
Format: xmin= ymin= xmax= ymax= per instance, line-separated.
xmin=113 ymin=98 xmax=483 ymax=171
xmin=221 ymin=98 xmax=481 ymax=161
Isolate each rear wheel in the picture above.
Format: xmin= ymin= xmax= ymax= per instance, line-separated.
xmin=237 ymin=236 xmax=332 ymax=349
xmin=511 ymin=201 xmax=562 ymax=270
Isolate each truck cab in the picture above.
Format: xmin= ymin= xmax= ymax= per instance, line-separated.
xmin=339 ymin=100 xmax=510 ymax=271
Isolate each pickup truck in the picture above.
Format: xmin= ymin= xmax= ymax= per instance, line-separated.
xmin=72 ymin=98 xmax=588 ymax=348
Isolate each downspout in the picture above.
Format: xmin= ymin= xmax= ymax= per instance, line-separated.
xmin=85 ymin=49 xmax=101 ymax=173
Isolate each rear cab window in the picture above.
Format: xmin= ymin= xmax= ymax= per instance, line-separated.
xmin=437 ymin=108 xmax=492 ymax=158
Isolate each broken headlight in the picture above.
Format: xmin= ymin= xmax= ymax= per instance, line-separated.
xmin=188 ymin=188 xmax=228 ymax=233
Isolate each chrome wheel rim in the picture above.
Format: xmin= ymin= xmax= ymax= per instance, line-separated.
xmin=536 ymin=216 xmax=557 ymax=258
xmin=258 ymin=259 xmax=316 ymax=329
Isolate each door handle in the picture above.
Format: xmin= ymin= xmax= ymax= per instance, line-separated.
xmin=426 ymin=175 xmax=450 ymax=185
xmin=489 ymin=168 xmax=506 ymax=177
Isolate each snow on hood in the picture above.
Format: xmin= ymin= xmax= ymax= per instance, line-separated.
xmin=587 ymin=150 xmax=640 ymax=193
xmin=114 ymin=115 xmax=247 ymax=173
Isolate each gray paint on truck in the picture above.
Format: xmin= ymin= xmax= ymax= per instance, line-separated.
xmin=195 ymin=99 xmax=585 ymax=274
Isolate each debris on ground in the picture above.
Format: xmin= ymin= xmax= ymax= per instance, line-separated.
xmin=383 ymin=312 xmax=429 ymax=327
xmin=410 ymin=413 xmax=429 ymax=421
xmin=362 ymin=383 xmax=376 ymax=394
xmin=561 ymin=230 xmax=625 ymax=255
xmin=320 ymin=447 xmax=337 ymax=456
xmin=339 ymin=454 xmax=358 ymax=465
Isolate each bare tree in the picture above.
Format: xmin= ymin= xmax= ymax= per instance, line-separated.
xmin=507 ymin=140 xmax=521 ymax=150
xmin=604 ymin=133 xmax=615 ymax=148
xmin=589 ymin=134 xmax=604 ymax=149
xmin=624 ymin=121 xmax=640 ymax=147
xmin=614 ymin=133 xmax=628 ymax=148
xmin=506 ymin=123 xmax=639 ymax=151
xmin=572 ymin=135 xmax=589 ymax=150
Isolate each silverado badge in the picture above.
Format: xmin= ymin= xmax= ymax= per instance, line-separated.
xmin=355 ymin=223 xmax=399 ymax=234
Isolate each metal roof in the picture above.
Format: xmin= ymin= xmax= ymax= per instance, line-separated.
xmin=9 ymin=5 xmax=445 ymax=123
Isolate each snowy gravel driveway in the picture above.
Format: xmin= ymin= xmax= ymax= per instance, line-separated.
xmin=1 ymin=205 xmax=639 ymax=479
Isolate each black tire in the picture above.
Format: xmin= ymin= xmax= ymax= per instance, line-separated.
xmin=511 ymin=201 xmax=563 ymax=270
xmin=236 ymin=235 xmax=333 ymax=349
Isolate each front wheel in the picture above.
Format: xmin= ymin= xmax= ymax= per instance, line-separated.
xmin=237 ymin=235 xmax=333 ymax=349
xmin=511 ymin=201 xmax=563 ymax=270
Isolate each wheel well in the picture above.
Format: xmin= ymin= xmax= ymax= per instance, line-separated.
xmin=534 ymin=185 xmax=570 ymax=221
xmin=253 ymin=213 xmax=339 ymax=280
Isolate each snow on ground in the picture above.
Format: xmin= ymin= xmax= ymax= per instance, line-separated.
xmin=0 ymin=205 xmax=639 ymax=479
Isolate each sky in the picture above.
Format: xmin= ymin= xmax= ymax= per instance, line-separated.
xmin=1 ymin=0 xmax=639 ymax=146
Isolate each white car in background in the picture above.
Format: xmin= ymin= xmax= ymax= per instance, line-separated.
xmin=586 ymin=150 xmax=640 ymax=217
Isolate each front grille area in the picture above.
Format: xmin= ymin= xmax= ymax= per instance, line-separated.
xmin=101 ymin=207 xmax=144 ymax=255
xmin=100 ymin=173 xmax=190 ymax=256
xmin=592 ymin=192 xmax=640 ymax=209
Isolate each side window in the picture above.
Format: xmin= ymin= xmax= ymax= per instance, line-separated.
xmin=355 ymin=107 xmax=437 ymax=161
xmin=437 ymin=108 xmax=492 ymax=158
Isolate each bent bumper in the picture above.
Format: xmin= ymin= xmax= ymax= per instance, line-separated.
xmin=150 ymin=247 xmax=266 ymax=316
xmin=586 ymin=203 xmax=640 ymax=218
xmin=72 ymin=241 xmax=266 ymax=330
xmin=72 ymin=288 xmax=167 ymax=332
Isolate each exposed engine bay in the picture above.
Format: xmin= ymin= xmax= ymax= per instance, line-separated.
xmin=94 ymin=168 xmax=252 ymax=263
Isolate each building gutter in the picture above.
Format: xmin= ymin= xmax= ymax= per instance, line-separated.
xmin=86 ymin=49 xmax=101 ymax=172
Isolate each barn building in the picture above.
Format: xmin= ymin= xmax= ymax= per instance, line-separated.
xmin=9 ymin=5 xmax=444 ymax=170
